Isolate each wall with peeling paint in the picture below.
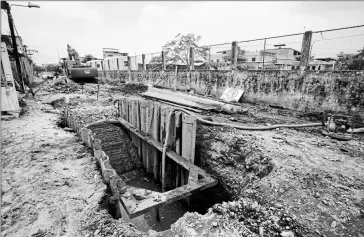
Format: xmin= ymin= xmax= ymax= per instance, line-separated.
xmin=100 ymin=70 xmax=364 ymax=116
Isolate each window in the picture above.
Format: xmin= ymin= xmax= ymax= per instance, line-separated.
xmin=312 ymin=66 xmax=316 ymax=70
xmin=217 ymin=59 xmax=220 ymax=62
xmin=210 ymin=60 xmax=213 ymax=62
xmin=291 ymin=66 xmax=295 ymax=69
xmin=252 ymin=58 xmax=256 ymax=62
xmin=97 ymin=64 xmax=100 ymax=68
xmin=108 ymin=55 xmax=113 ymax=57
xmin=318 ymin=66 xmax=321 ymax=70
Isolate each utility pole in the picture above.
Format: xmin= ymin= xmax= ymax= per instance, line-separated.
xmin=1 ymin=1 xmax=25 ymax=92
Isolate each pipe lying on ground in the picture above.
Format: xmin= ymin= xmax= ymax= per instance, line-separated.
xmin=169 ymin=107 xmax=323 ymax=131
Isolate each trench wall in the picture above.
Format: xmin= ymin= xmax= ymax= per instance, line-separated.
xmin=100 ymin=69 xmax=364 ymax=117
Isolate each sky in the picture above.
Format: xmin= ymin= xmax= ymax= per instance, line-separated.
xmin=1 ymin=1 xmax=364 ymax=65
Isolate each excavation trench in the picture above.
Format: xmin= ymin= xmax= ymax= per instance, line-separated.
xmin=69 ymin=117 xmax=230 ymax=232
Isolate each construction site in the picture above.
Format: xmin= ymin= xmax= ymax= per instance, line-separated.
xmin=1 ymin=2 xmax=364 ymax=237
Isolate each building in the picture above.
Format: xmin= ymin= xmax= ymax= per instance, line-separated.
xmin=1 ymin=35 xmax=34 ymax=85
xmin=102 ymin=48 xmax=128 ymax=59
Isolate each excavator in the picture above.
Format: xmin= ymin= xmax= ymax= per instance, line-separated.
xmin=62 ymin=44 xmax=98 ymax=80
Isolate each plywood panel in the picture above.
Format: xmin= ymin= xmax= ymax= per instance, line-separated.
xmin=139 ymin=101 xmax=148 ymax=169
xmin=131 ymin=100 xmax=142 ymax=160
xmin=151 ymin=103 xmax=161 ymax=180
xmin=175 ymin=112 xmax=182 ymax=187
xmin=146 ymin=101 xmax=155 ymax=173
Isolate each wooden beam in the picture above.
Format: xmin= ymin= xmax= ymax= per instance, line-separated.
xmin=120 ymin=176 xmax=217 ymax=218
xmin=142 ymin=54 xmax=146 ymax=71
xmin=300 ymin=31 xmax=313 ymax=69
xmin=231 ymin=41 xmax=238 ymax=70
xmin=189 ymin=47 xmax=195 ymax=70
xmin=161 ymin=51 xmax=166 ymax=71
xmin=127 ymin=56 xmax=132 ymax=82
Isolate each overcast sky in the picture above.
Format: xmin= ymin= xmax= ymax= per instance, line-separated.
xmin=2 ymin=1 xmax=364 ymax=65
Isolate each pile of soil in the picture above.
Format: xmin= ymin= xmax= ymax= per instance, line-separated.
xmin=167 ymin=197 xmax=310 ymax=237
xmin=109 ymin=83 xmax=148 ymax=95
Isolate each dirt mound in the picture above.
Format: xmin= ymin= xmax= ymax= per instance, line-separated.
xmin=196 ymin=125 xmax=275 ymax=198
xmin=109 ymin=83 xmax=148 ymax=95
xmin=76 ymin=204 xmax=145 ymax=237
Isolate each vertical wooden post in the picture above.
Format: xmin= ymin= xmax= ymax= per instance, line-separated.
xmin=208 ymin=47 xmax=211 ymax=70
xmin=189 ymin=47 xmax=195 ymax=70
xmin=175 ymin=112 xmax=182 ymax=187
xmin=146 ymin=101 xmax=155 ymax=174
xmin=300 ymin=31 xmax=313 ymax=71
xmin=174 ymin=65 xmax=178 ymax=90
xmin=139 ymin=101 xmax=148 ymax=169
xmin=142 ymin=54 xmax=146 ymax=71
xmin=161 ymin=51 xmax=166 ymax=71
xmin=127 ymin=56 xmax=132 ymax=82
xmin=231 ymin=41 xmax=238 ymax=70
xmin=152 ymin=103 xmax=161 ymax=180
xmin=262 ymin=38 xmax=266 ymax=70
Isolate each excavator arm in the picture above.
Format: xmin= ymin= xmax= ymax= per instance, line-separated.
xmin=65 ymin=44 xmax=98 ymax=80
xmin=67 ymin=44 xmax=81 ymax=65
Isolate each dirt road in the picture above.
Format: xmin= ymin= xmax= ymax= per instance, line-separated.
xmin=1 ymin=79 xmax=144 ymax=237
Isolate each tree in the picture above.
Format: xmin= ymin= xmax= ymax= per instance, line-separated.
xmin=33 ymin=64 xmax=45 ymax=74
xmin=335 ymin=48 xmax=364 ymax=70
xmin=45 ymin=64 xmax=62 ymax=73
xmin=81 ymin=54 xmax=95 ymax=63
xmin=162 ymin=33 xmax=208 ymax=65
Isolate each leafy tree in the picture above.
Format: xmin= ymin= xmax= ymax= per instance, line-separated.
xmin=81 ymin=54 xmax=95 ymax=63
xmin=335 ymin=49 xmax=364 ymax=70
xmin=45 ymin=64 xmax=62 ymax=73
xmin=162 ymin=33 xmax=208 ymax=65
xmin=33 ymin=64 xmax=45 ymax=74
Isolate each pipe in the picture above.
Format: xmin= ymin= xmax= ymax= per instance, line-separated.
xmin=170 ymin=107 xmax=323 ymax=131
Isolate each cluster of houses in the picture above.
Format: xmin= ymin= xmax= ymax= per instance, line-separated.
xmin=84 ymin=47 xmax=348 ymax=72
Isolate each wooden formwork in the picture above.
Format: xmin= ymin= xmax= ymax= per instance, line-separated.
xmin=117 ymin=97 xmax=217 ymax=218
xmin=63 ymin=102 xmax=217 ymax=219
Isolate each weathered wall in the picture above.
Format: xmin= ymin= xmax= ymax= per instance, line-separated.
xmin=100 ymin=69 xmax=364 ymax=116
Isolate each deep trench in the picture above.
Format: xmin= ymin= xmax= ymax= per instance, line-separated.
xmin=87 ymin=121 xmax=231 ymax=232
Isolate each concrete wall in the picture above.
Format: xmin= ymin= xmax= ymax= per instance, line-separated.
xmin=102 ymin=69 xmax=364 ymax=116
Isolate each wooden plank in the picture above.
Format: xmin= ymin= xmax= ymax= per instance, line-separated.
xmin=151 ymin=103 xmax=161 ymax=180
xmin=128 ymin=99 xmax=137 ymax=147
xmin=145 ymin=101 xmax=154 ymax=173
xmin=181 ymin=113 xmax=197 ymax=164
xmin=117 ymin=117 xmax=212 ymax=178
xmin=139 ymin=101 xmax=148 ymax=169
xmin=132 ymin=100 xmax=142 ymax=160
xmin=166 ymin=109 xmax=176 ymax=190
xmin=121 ymin=98 xmax=129 ymax=120
xmin=181 ymin=113 xmax=197 ymax=205
xmin=120 ymin=176 xmax=218 ymax=218
xmin=160 ymin=106 xmax=175 ymax=191
xmin=160 ymin=106 xmax=168 ymax=190
xmin=175 ymin=112 xmax=182 ymax=187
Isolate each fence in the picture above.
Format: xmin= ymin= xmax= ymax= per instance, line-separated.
xmin=98 ymin=24 xmax=364 ymax=75
xmin=96 ymin=24 xmax=364 ymax=118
